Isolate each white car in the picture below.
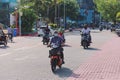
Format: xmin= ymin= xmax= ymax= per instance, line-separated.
xmin=37 ymin=26 xmax=54 ymax=37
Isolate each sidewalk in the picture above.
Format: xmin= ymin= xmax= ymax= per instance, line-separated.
xmin=67 ymin=37 xmax=120 ymax=80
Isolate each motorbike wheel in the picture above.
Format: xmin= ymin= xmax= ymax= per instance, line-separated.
xmin=51 ymin=64 xmax=56 ymax=73
xmin=58 ymin=59 xmax=62 ymax=69
xmin=4 ymin=41 xmax=7 ymax=47
xmin=51 ymin=59 xmax=57 ymax=73
xmin=118 ymin=34 xmax=120 ymax=37
xmin=10 ymin=36 xmax=12 ymax=42
xmin=43 ymin=39 xmax=45 ymax=45
xmin=83 ymin=41 xmax=87 ymax=49
xmin=46 ymin=42 xmax=49 ymax=45
xmin=43 ymin=42 xmax=45 ymax=45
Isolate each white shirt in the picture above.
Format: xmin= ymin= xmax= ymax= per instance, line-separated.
xmin=7 ymin=27 xmax=13 ymax=34
xmin=81 ymin=28 xmax=90 ymax=34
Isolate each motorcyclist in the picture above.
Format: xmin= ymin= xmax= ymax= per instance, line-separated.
xmin=81 ymin=24 xmax=92 ymax=45
xmin=58 ymin=28 xmax=65 ymax=43
xmin=0 ymin=27 xmax=6 ymax=41
xmin=7 ymin=26 xmax=13 ymax=41
xmin=42 ymin=25 xmax=50 ymax=42
xmin=48 ymin=31 xmax=65 ymax=64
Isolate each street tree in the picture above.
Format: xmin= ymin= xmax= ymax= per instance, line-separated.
xmin=18 ymin=0 xmax=38 ymax=34
xmin=116 ymin=12 xmax=120 ymax=22
xmin=24 ymin=0 xmax=79 ymax=22
xmin=94 ymin=0 xmax=120 ymax=23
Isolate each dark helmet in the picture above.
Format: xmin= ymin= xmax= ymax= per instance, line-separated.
xmin=84 ymin=24 xmax=88 ymax=29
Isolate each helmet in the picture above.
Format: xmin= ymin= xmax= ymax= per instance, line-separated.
xmin=54 ymin=31 xmax=58 ymax=36
xmin=84 ymin=24 xmax=88 ymax=29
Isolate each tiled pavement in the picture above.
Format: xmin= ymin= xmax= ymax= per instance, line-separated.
xmin=67 ymin=37 xmax=120 ymax=80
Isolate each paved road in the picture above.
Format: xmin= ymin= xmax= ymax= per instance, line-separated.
xmin=67 ymin=32 xmax=120 ymax=80
xmin=0 ymin=30 xmax=116 ymax=80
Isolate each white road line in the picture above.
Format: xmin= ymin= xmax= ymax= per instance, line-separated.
xmin=0 ymin=44 xmax=40 ymax=57
xmin=0 ymin=52 xmax=12 ymax=57
xmin=14 ymin=56 xmax=30 ymax=61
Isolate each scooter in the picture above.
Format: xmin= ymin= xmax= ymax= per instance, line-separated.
xmin=8 ymin=34 xmax=13 ymax=42
xmin=81 ymin=34 xmax=90 ymax=49
xmin=99 ymin=27 xmax=103 ymax=31
xmin=43 ymin=35 xmax=50 ymax=45
xmin=0 ymin=36 xmax=7 ymax=47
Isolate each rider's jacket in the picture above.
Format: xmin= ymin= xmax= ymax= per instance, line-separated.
xmin=44 ymin=28 xmax=50 ymax=34
xmin=7 ymin=27 xmax=13 ymax=34
xmin=50 ymin=36 xmax=63 ymax=48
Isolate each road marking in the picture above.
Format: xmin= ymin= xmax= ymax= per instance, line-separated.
xmin=0 ymin=52 xmax=12 ymax=57
xmin=15 ymin=56 xmax=30 ymax=61
xmin=0 ymin=44 xmax=40 ymax=57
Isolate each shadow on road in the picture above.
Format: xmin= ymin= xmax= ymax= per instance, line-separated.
xmin=54 ymin=67 xmax=73 ymax=78
xmin=63 ymin=44 xmax=72 ymax=47
xmin=0 ymin=46 xmax=10 ymax=49
xmin=8 ymin=41 xmax=16 ymax=43
xmin=85 ymin=47 xmax=101 ymax=51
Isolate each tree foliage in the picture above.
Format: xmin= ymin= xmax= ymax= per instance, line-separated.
xmin=19 ymin=0 xmax=80 ymax=33
xmin=94 ymin=0 xmax=120 ymax=23
xmin=116 ymin=12 xmax=120 ymax=22
xmin=21 ymin=0 xmax=80 ymax=22
xmin=21 ymin=8 xmax=37 ymax=33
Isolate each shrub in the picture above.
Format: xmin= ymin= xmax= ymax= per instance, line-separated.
xmin=21 ymin=8 xmax=38 ymax=34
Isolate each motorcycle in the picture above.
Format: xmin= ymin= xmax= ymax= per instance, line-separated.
xmin=117 ymin=32 xmax=120 ymax=37
xmin=50 ymin=52 xmax=62 ymax=73
xmin=81 ymin=34 xmax=90 ymax=49
xmin=43 ymin=35 xmax=50 ymax=45
xmin=48 ymin=45 xmax=63 ymax=73
xmin=8 ymin=34 xmax=13 ymax=42
xmin=0 ymin=36 xmax=7 ymax=47
xmin=99 ymin=26 xmax=103 ymax=31
xmin=116 ymin=30 xmax=120 ymax=37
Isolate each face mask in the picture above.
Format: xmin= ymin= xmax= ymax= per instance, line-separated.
xmin=54 ymin=33 xmax=58 ymax=36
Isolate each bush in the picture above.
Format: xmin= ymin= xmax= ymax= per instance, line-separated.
xmin=48 ymin=23 xmax=57 ymax=29
xmin=11 ymin=24 xmax=16 ymax=28
xmin=21 ymin=8 xmax=38 ymax=34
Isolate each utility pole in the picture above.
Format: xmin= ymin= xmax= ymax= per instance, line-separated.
xmin=18 ymin=0 xmax=22 ymax=36
xmin=64 ymin=0 xmax=66 ymax=29
xmin=54 ymin=0 xmax=57 ymax=24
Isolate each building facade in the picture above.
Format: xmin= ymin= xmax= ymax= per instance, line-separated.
xmin=77 ymin=0 xmax=97 ymax=24
xmin=0 ymin=0 xmax=17 ymax=26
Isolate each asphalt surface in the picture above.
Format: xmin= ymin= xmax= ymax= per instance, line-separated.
xmin=0 ymin=30 xmax=117 ymax=80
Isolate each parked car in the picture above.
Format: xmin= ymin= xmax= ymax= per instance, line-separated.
xmin=37 ymin=26 xmax=54 ymax=37
xmin=37 ymin=27 xmax=45 ymax=37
